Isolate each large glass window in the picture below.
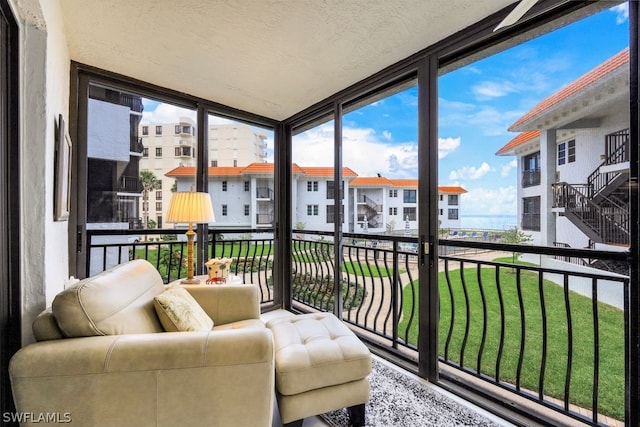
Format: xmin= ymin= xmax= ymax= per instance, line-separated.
xmin=207 ymin=113 xmax=274 ymax=228
xmin=292 ymin=118 xmax=335 ymax=232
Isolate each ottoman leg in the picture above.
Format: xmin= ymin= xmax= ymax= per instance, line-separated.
xmin=347 ymin=403 xmax=366 ymax=427
xmin=283 ymin=420 xmax=304 ymax=427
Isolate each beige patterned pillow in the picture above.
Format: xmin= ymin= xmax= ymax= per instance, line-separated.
xmin=154 ymin=285 xmax=214 ymax=332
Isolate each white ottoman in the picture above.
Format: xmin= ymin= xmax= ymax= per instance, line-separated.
xmin=266 ymin=312 xmax=371 ymax=427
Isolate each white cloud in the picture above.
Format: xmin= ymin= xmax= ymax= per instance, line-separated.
xmin=611 ymin=3 xmax=628 ymax=25
xmin=438 ymin=136 xmax=460 ymax=159
xmin=472 ymin=81 xmax=517 ymax=100
xmin=501 ymin=159 xmax=517 ymax=177
xmin=141 ymin=101 xmax=236 ymax=126
xmin=461 ymin=186 xmax=518 ymax=216
xmin=382 ymin=130 xmax=392 ymax=141
xmin=292 ymin=124 xmax=419 ymax=178
xmin=141 ymin=102 xmax=196 ymax=124
xmin=448 ymin=162 xmax=492 ymax=180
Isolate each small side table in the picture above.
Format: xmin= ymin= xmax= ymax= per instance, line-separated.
xmin=169 ymin=274 xmax=243 ymax=286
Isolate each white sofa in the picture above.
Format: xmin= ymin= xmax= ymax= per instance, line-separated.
xmin=9 ymin=259 xmax=274 ymax=427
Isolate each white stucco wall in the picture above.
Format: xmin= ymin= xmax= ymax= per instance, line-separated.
xmin=11 ymin=0 xmax=70 ymax=343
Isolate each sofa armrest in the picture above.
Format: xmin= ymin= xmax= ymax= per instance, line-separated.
xmin=183 ymin=284 xmax=261 ymax=325
xmin=10 ymin=329 xmax=274 ymax=426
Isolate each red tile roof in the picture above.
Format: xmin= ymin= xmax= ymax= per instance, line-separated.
xmin=495 ymin=130 xmax=540 ymax=155
xmin=509 ymin=48 xmax=629 ymax=131
xmin=498 ymin=49 xmax=629 ymax=155
xmin=166 ymin=163 xmax=358 ymax=178
xmin=351 ymin=177 xmax=394 ymax=186
xmin=298 ymin=166 xmax=358 ymax=177
xmin=438 ymin=186 xmax=467 ymax=194
xmin=389 ymin=179 xmax=418 ymax=187
xmin=352 ymin=177 xmax=467 ymax=193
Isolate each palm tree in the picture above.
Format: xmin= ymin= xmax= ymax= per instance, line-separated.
xmin=140 ymin=170 xmax=160 ymax=231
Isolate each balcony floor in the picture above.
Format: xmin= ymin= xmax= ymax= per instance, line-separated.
xmin=264 ymin=310 xmax=515 ymax=427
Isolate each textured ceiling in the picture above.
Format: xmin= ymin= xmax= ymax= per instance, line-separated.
xmin=60 ymin=0 xmax=514 ymax=121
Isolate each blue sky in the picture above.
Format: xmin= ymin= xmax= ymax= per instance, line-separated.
xmin=293 ymin=3 xmax=629 ymax=217
xmin=142 ymin=4 xmax=629 ymax=217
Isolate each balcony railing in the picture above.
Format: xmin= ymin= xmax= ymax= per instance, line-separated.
xmin=86 ymin=228 xmax=630 ymax=426
xmin=522 ymin=169 xmax=541 ymax=187
xmin=256 ymin=187 xmax=274 ymax=200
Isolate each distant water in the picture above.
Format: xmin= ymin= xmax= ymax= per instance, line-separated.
xmin=460 ymin=214 xmax=517 ymax=230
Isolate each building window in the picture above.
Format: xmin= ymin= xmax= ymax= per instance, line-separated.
xmin=182 ymin=125 xmax=191 ymax=134
xmin=175 ymin=125 xmax=180 ymax=134
xmin=558 ymin=140 xmax=576 ymax=165
xmin=439 ymin=195 xmax=443 ymax=201
xmin=174 ymin=146 xmax=191 ymax=157
xmin=389 ymin=207 xmax=397 ymax=215
xmin=156 ymin=190 xmax=162 ymax=200
xmin=326 ymin=205 xmax=344 ymax=223
xmin=143 ymin=147 xmax=149 ymax=157
xmin=307 ymin=204 xmax=319 ymax=216
xmin=389 ymin=189 xmax=397 ymax=197
xmin=142 ymin=126 xmax=148 ymax=135
xmin=403 ymin=190 xmax=416 ymax=203
xmin=327 ymin=181 xmax=343 ymax=199
xmin=403 ymin=207 xmax=416 ymax=221
xmin=522 ymin=196 xmax=541 ymax=231
xmin=307 ymin=181 xmax=318 ymax=191
xmin=448 ymin=195 xmax=458 ymax=206
xmin=523 ymin=151 xmax=541 ymax=187
xmin=157 ymin=216 xmax=162 ymax=228
xmin=222 ymin=181 xmax=227 ymax=191
xmin=233 ymin=159 xmax=237 ymax=167
xmin=212 ymin=160 xmax=218 ymax=167
xmin=222 ymin=205 xmax=227 ymax=216
xmin=244 ymin=205 xmax=249 ymax=216
xmin=439 ymin=209 xmax=443 ymax=215
xmin=155 ymin=125 xmax=162 ymax=135
xmin=448 ymin=209 xmax=459 ymax=220
xmin=155 ymin=202 xmax=162 ymax=211
xmin=155 ymin=147 xmax=162 ymax=157
xmin=244 ymin=181 xmax=250 ymax=191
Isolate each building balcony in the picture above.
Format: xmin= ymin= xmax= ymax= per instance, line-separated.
xmin=86 ymin=228 xmax=629 ymax=427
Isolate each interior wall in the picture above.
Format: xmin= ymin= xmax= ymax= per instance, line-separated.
xmin=11 ymin=0 xmax=70 ymax=344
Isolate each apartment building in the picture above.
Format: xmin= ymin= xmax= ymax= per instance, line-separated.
xmin=167 ymin=163 xmax=466 ymax=233
xmin=497 ymin=48 xmax=629 ymax=275
xmin=139 ymin=121 xmax=268 ymax=227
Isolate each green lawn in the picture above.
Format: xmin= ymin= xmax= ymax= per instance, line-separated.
xmin=342 ymin=261 xmax=404 ymax=278
xmin=398 ymin=267 xmax=625 ymax=420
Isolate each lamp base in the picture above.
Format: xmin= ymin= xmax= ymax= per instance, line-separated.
xmin=180 ymin=277 xmax=201 ymax=285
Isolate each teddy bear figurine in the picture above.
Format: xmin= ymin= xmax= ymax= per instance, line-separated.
xmin=205 ymin=257 xmax=233 ymax=284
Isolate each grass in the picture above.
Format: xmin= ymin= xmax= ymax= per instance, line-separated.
xmin=398 ymin=266 xmax=625 ymax=420
xmin=342 ymin=261 xmax=404 ymax=277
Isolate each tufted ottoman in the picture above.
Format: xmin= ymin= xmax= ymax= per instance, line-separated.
xmin=266 ymin=312 xmax=371 ymax=427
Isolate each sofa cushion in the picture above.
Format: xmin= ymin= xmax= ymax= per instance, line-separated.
xmin=52 ymin=259 xmax=166 ymax=337
xmin=154 ymin=285 xmax=214 ymax=332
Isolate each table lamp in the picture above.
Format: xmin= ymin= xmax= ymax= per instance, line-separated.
xmin=166 ymin=188 xmax=215 ymax=284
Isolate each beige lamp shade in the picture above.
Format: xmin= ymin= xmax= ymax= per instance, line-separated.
xmin=166 ymin=191 xmax=215 ymax=224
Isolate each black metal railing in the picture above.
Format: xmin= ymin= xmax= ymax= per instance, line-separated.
xmin=86 ymin=228 xmax=275 ymax=304
xmin=552 ymin=182 xmax=629 ymax=245
xmin=256 ymin=213 xmax=274 ymax=225
xmin=86 ymin=228 xmax=630 ymax=426
xmin=604 ymin=128 xmax=629 ymax=165
xmin=522 ymin=169 xmax=541 ymax=187
xmin=256 ymin=187 xmax=274 ymax=199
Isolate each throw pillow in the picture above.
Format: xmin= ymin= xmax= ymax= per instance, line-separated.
xmin=154 ymin=285 xmax=214 ymax=332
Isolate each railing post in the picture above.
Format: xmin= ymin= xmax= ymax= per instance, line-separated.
xmin=392 ymin=240 xmax=399 ymax=348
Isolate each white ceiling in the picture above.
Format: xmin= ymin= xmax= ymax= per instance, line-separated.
xmin=59 ymin=0 xmax=514 ymax=121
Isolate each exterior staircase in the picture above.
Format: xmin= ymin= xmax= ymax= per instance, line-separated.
xmin=552 ymin=129 xmax=630 ymax=246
